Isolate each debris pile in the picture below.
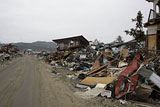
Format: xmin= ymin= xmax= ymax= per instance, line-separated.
xmin=38 ymin=39 xmax=160 ymax=106
xmin=75 ymin=51 xmax=160 ymax=104
xmin=0 ymin=44 xmax=20 ymax=63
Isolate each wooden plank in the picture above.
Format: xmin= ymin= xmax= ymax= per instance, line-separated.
xmin=92 ymin=59 xmax=100 ymax=70
xmin=148 ymin=35 xmax=157 ymax=51
xmin=87 ymin=59 xmax=116 ymax=76
xmin=80 ymin=76 xmax=116 ymax=86
xmin=143 ymin=56 xmax=157 ymax=64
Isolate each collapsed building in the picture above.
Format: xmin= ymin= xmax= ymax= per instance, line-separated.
xmin=36 ymin=32 xmax=159 ymax=106
xmin=53 ymin=35 xmax=89 ymax=51
xmin=36 ymin=1 xmax=160 ymax=106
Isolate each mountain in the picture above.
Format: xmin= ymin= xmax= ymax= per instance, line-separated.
xmin=1 ymin=41 xmax=57 ymax=52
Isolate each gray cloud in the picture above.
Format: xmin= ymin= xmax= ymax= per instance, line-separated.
xmin=0 ymin=0 xmax=152 ymax=43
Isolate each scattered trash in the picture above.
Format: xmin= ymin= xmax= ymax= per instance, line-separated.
xmin=66 ymin=74 xmax=77 ymax=80
xmin=80 ymin=76 xmax=116 ymax=87
xmin=135 ymin=84 xmax=152 ymax=101
xmin=37 ymin=35 xmax=160 ymax=106
xmin=76 ymin=84 xmax=91 ymax=90
xmin=74 ymin=83 xmax=106 ymax=99
xmin=0 ymin=44 xmax=21 ymax=63
xmin=119 ymin=99 xmax=128 ymax=105
xmin=100 ymin=90 xmax=112 ymax=98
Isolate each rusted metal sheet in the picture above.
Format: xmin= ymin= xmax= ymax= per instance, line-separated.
xmin=115 ymin=55 xmax=141 ymax=99
xmin=87 ymin=59 xmax=116 ymax=76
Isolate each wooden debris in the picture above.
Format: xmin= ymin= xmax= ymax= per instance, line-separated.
xmin=80 ymin=76 xmax=116 ymax=86
xmin=120 ymin=48 xmax=130 ymax=58
xmin=87 ymin=59 xmax=116 ymax=76
xmin=118 ymin=61 xmax=128 ymax=68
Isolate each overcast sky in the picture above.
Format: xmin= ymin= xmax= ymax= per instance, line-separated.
xmin=0 ymin=0 xmax=152 ymax=43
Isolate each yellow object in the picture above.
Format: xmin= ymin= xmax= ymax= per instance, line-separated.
xmin=80 ymin=76 xmax=116 ymax=86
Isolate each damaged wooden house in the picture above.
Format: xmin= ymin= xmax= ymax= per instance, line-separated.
xmin=53 ymin=35 xmax=89 ymax=51
xmin=145 ymin=0 xmax=160 ymax=52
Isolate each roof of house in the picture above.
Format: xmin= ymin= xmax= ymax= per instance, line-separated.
xmin=146 ymin=0 xmax=160 ymax=3
xmin=146 ymin=0 xmax=155 ymax=2
xmin=52 ymin=35 xmax=89 ymax=45
xmin=104 ymin=40 xmax=137 ymax=48
xmin=144 ymin=17 xmax=160 ymax=27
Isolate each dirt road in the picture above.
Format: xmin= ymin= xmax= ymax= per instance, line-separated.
xmin=0 ymin=55 xmax=105 ymax=107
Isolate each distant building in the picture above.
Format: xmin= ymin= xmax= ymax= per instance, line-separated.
xmin=144 ymin=0 xmax=160 ymax=52
xmin=24 ymin=49 xmax=33 ymax=54
xmin=53 ymin=35 xmax=89 ymax=51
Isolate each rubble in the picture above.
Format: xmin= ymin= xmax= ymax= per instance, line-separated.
xmin=1 ymin=0 xmax=160 ymax=107
xmin=74 ymin=83 xmax=106 ymax=99
xmin=0 ymin=44 xmax=21 ymax=63
xmin=36 ymin=35 xmax=160 ymax=106
xmin=80 ymin=76 xmax=116 ymax=87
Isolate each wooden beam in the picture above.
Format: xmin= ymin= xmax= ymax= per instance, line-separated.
xmin=86 ymin=59 xmax=116 ymax=76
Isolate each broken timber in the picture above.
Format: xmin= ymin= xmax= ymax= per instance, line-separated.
xmin=86 ymin=59 xmax=117 ymax=76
